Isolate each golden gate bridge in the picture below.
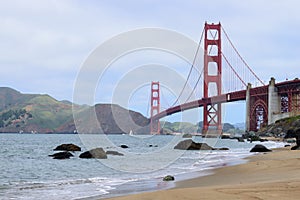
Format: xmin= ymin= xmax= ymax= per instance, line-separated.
xmin=149 ymin=22 xmax=300 ymax=136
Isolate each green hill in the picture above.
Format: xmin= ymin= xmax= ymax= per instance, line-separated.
xmin=0 ymin=88 xmax=74 ymax=133
xmin=0 ymin=87 xmax=150 ymax=134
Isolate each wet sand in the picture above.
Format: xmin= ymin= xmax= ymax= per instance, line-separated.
xmin=105 ymin=147 xmax=300 ymax=200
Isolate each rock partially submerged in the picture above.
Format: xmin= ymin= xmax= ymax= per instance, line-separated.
xmin=174 ymin=139 xmax=213 ymax=150
xmin=182 ymin=133 xmax=193 ymax=138
xmin=106 ymin=150 xmax=124 ymax=156
xmin=49 ymin=151 xmax=74 ymax=159
xmin=163 ymin=175 xmax=175 ymax=181
xmin=53 ymin=144 xmax=81 ymax=151
xmin=120 ymin=145 xmax=129 ymax=149
xmin=79 ymin=148 xmax=107 ymax=159
xmin=174 ymin=139 xmax=228 ymax=151
xmin=250 ymin=144 xmax=272 ymax=152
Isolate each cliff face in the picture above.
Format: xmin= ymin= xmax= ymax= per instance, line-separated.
xmin=0 ymin=87 xmax=150 ymax=134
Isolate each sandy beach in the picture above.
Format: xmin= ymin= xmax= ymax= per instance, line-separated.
xmin=106 ymin=147 xmax=300 ymax=200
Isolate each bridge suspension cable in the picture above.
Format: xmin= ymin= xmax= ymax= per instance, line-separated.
xmin=170 ymin=27 xmax=205 ymax=106
xmin=184 ymin=30 xmax=219 ymax=102
xmin=221 ymin=26 xmax=265 ymax=86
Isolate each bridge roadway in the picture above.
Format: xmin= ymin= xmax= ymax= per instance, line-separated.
xmin=152 ymin=79 xmax=300 ymax=123
xmin=152 ymin=90 xmax=246 ymax=120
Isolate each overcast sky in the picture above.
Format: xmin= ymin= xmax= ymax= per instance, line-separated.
xmin=1 ymin=0 xmax=299 ymax=123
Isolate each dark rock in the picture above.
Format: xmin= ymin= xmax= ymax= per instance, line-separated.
xmin=174 ymin=139 xmax=214 ymax=150
xmin=149 ymin=144 xmax=158 ymax=147
xmin=285 ymin=128 xmax=300 ymax=146
xmin=106 ymin=150 xmax=124 ymax=156
xmin=182 ymin=133 xmax=193 ymax=138
xmin=53 ymin=143 xmax=81 ymax=151
xmin=250 ymin=144 xmax=272 ymax=152
xmin=120 ymin=145 xmax=129 ymax=148
xmin=49 ymin=151 xmax=73 ymax=159
xmin=215 ymin=147 xmax=230 ymax=150
xmin=284 ymin=144 xmax=291 ymax=147
xmin=259 ymin=138 xmax=268 ymax=142
xmin=79 ymin=148 xmax=107 ymax=159
xmin=235 ymin=137 xmax=244 ymax=142
xmin=221 ymin=135 xmax=230 ymax=139
xmin=163 ymin=175 xmax=175 ymax=181
xmin=291 ymin=145 xmax=300 ymax=150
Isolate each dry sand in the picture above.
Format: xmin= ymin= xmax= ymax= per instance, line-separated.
xmin=106 ymin=147 xmax=300 ymax=200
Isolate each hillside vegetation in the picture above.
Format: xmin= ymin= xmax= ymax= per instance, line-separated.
xmin=258 ymin=115 xmax=300 ymax=137
xmin=0 ymin=87 xmax=149 ymax=134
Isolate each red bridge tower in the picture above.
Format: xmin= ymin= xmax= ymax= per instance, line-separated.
xmin=150 ymin=81 xmax=160 ymax=134
xmin=203 ymin=22 xmax=222 ymax=136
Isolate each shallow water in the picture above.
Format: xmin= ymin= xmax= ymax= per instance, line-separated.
xmin=0 ymin=133 xmax=285 ymax=200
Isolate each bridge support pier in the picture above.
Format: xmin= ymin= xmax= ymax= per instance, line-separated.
xmin=268 ymin=77 xmax=281 ymax=125
xmin=245 ymin=83 xmax=251 ymax=132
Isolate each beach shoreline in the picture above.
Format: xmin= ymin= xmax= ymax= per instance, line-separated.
xmin=105 ymin=146 xmax=300 ymax=200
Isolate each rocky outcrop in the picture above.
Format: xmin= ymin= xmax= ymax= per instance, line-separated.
xmin=250 ymin=144 xmax=272 ymax=152
xmin=163 ymin=175 xmax=175 ymax=181
xmin=106 ymin=150 xmax=124 ymax=156
xmin=259 ymin=116 xmax=300 ymax=138
xmin=182 ymin=133 xmax=193 ymax=138
xmin=49 ymin=151 xmax=74 ymax=159
xmin=79 ymin=148 xmax=107 ymax=159
xmin=174 ymin=139 xmax=213 ymax=150
xmin=53 ymin=144 xmax=81 ymax=151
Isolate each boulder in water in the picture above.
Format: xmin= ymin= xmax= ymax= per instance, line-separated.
xmin=79 ymin=148 xmax=107 ymax=159
xmin=163 ymin=175 xmax=175 ymax=181
xmin=174 ymin=139 xmax=214 ymax=150
xmin=53 ymin=144 xmax=81 ymax=151
xmin=250 ymin=144 xmax=272 ymax=152
xmin=120 ymin=145 xmax=129 ymax=149
xmin=106 ymin=150 xmax=124 ymax=156
xmin=215 ymin=147 xmax=230 ymax=151
xmin=49 ymin=151 xmax=74 ymax=159
xmin=182 ymin=133 xmax=193 ymax=138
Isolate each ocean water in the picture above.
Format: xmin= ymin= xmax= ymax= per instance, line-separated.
xmin=0 ymin=133 xmax=285 ymax=200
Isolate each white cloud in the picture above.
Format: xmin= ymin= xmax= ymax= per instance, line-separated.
xmin=0 ymin=0 xmax=300 ymax=123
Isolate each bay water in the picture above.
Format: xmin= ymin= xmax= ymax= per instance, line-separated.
xmin=0 ymin=133 xmax=285 ymax=200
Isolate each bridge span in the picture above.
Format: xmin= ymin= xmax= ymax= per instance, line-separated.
xmin=152 ymin=78 xmax=300 ymax=133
